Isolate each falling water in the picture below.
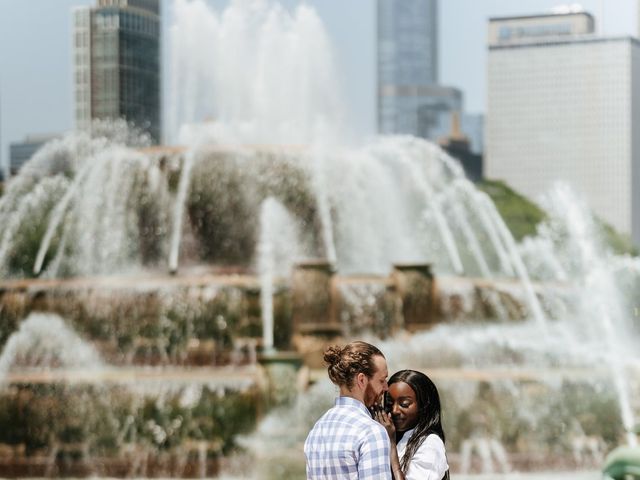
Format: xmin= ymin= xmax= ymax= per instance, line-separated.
xmin=536 ymin=184 xmax=638 ymax=446
xmin=233 ymin=180 xmax=640 ymax=475
xmin=0 ymin=124 xmax=170 ymax=278
xmin=0 ymin=0 xmax=639 ymax=475
xmin=33 ymin=159 xmax=94 ymax=275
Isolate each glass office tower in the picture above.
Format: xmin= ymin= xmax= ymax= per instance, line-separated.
xmin=74 ymin=0 xmax=161 ymax=144
xmin=377 ymin=0 xmax=453 ymax=139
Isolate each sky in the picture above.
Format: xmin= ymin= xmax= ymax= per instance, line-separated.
xmin=0 ymin=0 xmax=636 ymax=175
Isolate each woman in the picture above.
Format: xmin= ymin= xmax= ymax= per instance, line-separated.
xmin=373 ymin=369 xmax=449 ymax=480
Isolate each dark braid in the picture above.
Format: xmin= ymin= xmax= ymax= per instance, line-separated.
xmin=390 ymin=370 xmax=449 ymax=480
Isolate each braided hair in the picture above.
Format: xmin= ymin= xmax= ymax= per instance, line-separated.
xmin=389 ymin=370 xmax=449 ymax=480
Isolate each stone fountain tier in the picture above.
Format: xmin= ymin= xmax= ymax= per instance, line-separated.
xmin=0 ymin=269 xmax=272 ymax=367
xmin=603 ymin=443 xmax=640 ymax=479
xmin=0 ymin=270 xmax=632 ymax=478
xmin=2 ymin=365 xmax=260 ymax=387
xmin=0 ymin=359 xmax=264 ymax=478
xmin=0 ymin=265 xmax=577 ymax=368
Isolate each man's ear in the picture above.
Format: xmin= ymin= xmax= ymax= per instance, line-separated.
xmin=356 ymin=372 xmax=367 ymax=390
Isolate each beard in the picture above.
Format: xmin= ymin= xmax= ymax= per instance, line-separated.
xmin=363 ymin=382 xmax=381 ymax=408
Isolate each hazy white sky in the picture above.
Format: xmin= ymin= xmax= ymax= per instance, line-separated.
xmin=0 ymin=0 xmax=636 ymax=173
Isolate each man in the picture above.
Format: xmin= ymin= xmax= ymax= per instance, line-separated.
xmin=304 ymin=340 xmax=391 ymax=479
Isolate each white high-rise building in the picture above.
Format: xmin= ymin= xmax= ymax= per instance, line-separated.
xmin=638 ymin=0 xmax=640 ymax=38
xmin=486 ymin=11 xmax=640 ymax=244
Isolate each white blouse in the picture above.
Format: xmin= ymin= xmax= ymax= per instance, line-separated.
xmin=396 ymin=430 xmax=448 ymax=480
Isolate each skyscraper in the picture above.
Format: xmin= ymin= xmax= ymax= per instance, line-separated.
xmin=377 ymin=0 xmax=447 ymax=138
xmin=486 ymin=11 xmax=640 ymax=244
xmin=74 ymin=0 xmax=161 ymax=144
xmin=376 ymin=0 xmax=479 ymax=163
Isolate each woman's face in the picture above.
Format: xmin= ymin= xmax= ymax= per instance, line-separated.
xmin=387 ymin=381 xmax=420 ymax=432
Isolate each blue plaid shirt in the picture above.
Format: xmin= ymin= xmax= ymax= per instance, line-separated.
xmin=304 ymin=396 xmax=391 ymax=479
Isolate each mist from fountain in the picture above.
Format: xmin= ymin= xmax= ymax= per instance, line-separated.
xmin=0 ymin=0 xmax=552 ymax=292
xmin=0 ymin=0 xmax=639 ymax=475
xmin=0 ymin=313 xmax=104 ymax=383
xmin=235 ymin=183 xmax=640 ymax=476
xmin=168 ymin=0 xmax=345 ymax=147
xmin=535 ymin=184 xmax=638 ymax=446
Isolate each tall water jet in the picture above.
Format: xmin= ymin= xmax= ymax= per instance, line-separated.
xmin=167 ymin=0 xmax=346 ymax=273
xmin=1 ymin=0 xmax=639 ymax=476
xmin=257 ymin=197 xmax=303 ymax=352
xmin=230 ymin=172 xmax=640 ymax=475
xmin=169 ymin=149 xmax=196 ymax=274
xmin=168 ymin=0 xmax=345 ymax=146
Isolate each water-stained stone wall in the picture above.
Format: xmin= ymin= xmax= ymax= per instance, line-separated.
xmin=0 ymin=264 xmax=553 ymax=367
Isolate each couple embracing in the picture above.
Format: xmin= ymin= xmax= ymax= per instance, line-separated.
xmin=304 ymin=341 xmax=449 ymax=480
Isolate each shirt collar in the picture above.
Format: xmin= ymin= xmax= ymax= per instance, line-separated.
xmin=403 ymin=427 xmax=416 ymax=438
xmin=335 ymin=396 xmax=371 ymax=416
xmin=398 ymin=427 xmax=416 ymax=447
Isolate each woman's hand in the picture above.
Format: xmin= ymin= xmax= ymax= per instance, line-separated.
xmin=372 ymin=406 xmax=396 ymax=442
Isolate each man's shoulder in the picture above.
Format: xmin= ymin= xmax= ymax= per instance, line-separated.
xmin=335 ymin=406 xmax=388 ymax=442
xmin=312 ymin=403 xmax=386 ymax=433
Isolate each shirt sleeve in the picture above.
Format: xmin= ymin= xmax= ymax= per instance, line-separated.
xmin=405 ymin=434 xmax=448 ymax=480
xmin=358 ymin=423 xmax=392 ymax=479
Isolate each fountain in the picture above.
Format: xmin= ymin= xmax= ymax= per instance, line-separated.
xmin=603 ymin=430 xmax=640 ymax=479
xmin=0 ymin=0 xmax=639 ymax=478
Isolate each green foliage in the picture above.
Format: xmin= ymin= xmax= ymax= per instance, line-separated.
xmin=477 ymin=179 xmax=547 ymax=242
xmin=479 ymin=179 xmax=637 ymax=256
xmin=596 ymin=218 xmax=638 ymax=256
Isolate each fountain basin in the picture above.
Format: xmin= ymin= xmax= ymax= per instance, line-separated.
xmin=603 ymin=445 xmax=640 ymax=479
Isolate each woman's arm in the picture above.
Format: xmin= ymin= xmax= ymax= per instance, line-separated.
xmin=373 ymin=409 xmax=405 ymax=480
